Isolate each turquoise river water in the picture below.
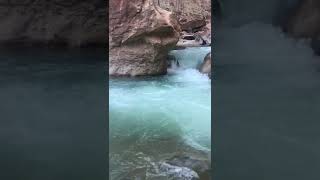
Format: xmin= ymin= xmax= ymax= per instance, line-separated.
xmin=109 ymin=47 xmax=211 ymax=179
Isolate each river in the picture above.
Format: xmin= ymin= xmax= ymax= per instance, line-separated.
xmin=109 ymin=47 xmax=211 ymax=179
xmin=0 ymin=47 xmax=107 ymax=180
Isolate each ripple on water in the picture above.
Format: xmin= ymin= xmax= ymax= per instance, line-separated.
xmin=109 ymin=47 xmax=211 ymax=179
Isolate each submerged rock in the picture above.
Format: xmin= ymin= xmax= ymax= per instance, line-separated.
xmin=109 ymin=0 xmax=181 ymax=76
xmin=155 ymin=162 xmax=200 ymax=180
xmin=121 ymin=162 xmax=199 ymax=180
xmin=166 ymin=155 xmax=211 ymax=179
xmin=198 ymin=52 xmax=212 ymax=78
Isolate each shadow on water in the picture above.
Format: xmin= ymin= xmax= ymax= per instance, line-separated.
xmin=0 ymin=47 xmax=107 ymax=180
xmin=213 ymin=6 xmax=320 ymax=179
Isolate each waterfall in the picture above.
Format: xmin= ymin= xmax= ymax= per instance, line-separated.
xmin=169 ymin=47 xmax=211 ymax=69
xmin=109 ymin=47 xmax=211 ymax=179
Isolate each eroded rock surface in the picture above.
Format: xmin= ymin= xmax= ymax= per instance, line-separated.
xmin=0 ymin=0 xmax=106 ymax=47
xmin=158 ymin=0 xmax=211 ymax=46
xmin=109 ymin=0 xmax=180 ymax=76
xmin=158 ymin=0 xmax=210 ymax=30
xmin=177 ymin=32 xmax=205 ymax=47
xmin=166 ymin=154 xmax=211 ymax=179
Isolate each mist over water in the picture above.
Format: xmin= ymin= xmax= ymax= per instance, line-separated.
xmin=214 ymin=0 xmax=320 ymax=179
xmin=109 ymin=47 xmax=211 ymax=179
xmin=0 ymin=48 xmax=107 ymax=180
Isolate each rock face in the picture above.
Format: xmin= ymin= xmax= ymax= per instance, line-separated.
xmin=177 ymin=32 xmax=206 ymax=47
xmin=0 ymin=0 xmax=106 ymax=47
xmin=158 ymin=0 xmax=211 ymax=46
xmin=157 ymin=0 xmax=210 ymax=30
xmin=109 ymin=0 xmax=180 ymax=76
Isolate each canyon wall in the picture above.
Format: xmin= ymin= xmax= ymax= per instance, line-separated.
xmin=0 ymin=0 xmax=106 ymax=47
xmin=159 ymin=0 xmax=211 ymax=45
xmin=158 ymin=0 xmax=211 ymax=31
xmin=109 ymin=0 xmax=211 ymax=76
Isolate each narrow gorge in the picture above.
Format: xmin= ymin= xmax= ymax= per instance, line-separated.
xmin=109 ymin=0 xmax=212 ymax=179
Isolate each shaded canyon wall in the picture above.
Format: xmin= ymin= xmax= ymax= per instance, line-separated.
xmin=0 ymin=0 xmax=106 ymax=47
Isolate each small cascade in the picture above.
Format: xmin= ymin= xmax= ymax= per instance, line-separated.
xmin=169 ymin=47 xmax=211 ymax=69
xmin=109 ymin=47 xmax=211 ymax=179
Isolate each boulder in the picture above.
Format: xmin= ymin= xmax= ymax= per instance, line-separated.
xmin=157 ymin=0 xmax=211 ymax=33
xmin=166 ymin=155 xmax=211 ymax=179
xmin=109 ymin=0 xmax=181 ymax=76
xmin=121 ymin=162 xmax=200 ymax=180
xmin=196 ymin=22 xmax=212 ymax=45
xmin=198 ymin=52 xmax=212 ymax=78
xmin=179 ymin=15 xmax=206 ymax=32
xmin=156 ymin=162 xmax=200 ymax=180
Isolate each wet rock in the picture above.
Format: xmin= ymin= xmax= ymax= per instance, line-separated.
xmin=166 ymin=154 xmax=211 ymax=179
xmin=198 ymin=52 xmax=211 ymax=78
xmin=176 ymin=32 xmax=205 ymax=47
xmin=109 ymin=0 xmax=181 ymax=76
xmin=121 ymin=162 xmax=199 ymax=180
xmin=153 ymin=162 xmax=200 ymax=180
xmin=196 ymin=22 xmax=211 ymax=45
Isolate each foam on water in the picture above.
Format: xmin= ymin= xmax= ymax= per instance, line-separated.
xmin=109 ymin=47 xmax=211 ymax=178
